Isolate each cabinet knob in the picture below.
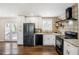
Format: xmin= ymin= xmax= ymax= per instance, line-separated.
xmin=67 ymin=44 xmax=70 ymax=46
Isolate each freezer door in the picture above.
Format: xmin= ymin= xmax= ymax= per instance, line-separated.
xmin=23 ymin=23 xmax=28 ymax=35
xmin=23 ymin=35 xmax=34 ymax=46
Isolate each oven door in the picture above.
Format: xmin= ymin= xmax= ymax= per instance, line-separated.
xmin=56 ymin=36 xmax=63 ymax=55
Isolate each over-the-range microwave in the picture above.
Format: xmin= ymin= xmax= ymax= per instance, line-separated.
xmin=66 ymin=7 xmax=77 ymax=20
xmin=66 ymin=7 xmax=72 ymax=20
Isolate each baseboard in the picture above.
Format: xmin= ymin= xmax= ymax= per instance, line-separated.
xmin=0 ymin=41 xmax=17 ymax=42
xmin=18 ymin=44 xmax=23 ymax=46
xmin=0 ymin=41 xmax=5 ymax=42
xmin=5 ymin=41 xmax=17 ymax=42
xmin=43 ymin=45 xmax=55 ymax=47
xmin=17 ymin=45 xmax=55 ymax=47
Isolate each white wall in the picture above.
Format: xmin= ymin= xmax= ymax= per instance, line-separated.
xmin=0 ymin=3 xmax=73 ymax=17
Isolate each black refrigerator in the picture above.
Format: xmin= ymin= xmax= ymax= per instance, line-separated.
xmin=23 ymin=23 xmax=35 ymax=46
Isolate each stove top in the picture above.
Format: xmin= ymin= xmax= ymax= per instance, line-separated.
xmin=56 ymin=31 xmax=78 ymax=39
xmin=57 ymin=35 xmax=77 ymax=39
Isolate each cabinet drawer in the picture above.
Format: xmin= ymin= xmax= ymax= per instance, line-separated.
xmin=43 ymin=35 xmax=55 ymax=45
xmin=43 ymin=35 xmax=55 ymax=39
xmin=65 ymin=41 xmax=75 ymax=48
xmin=64 ymin=41 xmax=78 ymax=55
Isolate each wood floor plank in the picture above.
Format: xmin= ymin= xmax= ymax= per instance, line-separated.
xmin=0 ymin=42 xmax=58 ymax=55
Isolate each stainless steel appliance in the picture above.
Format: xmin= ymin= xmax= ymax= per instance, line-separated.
xmin=56 ymin=36 xmax=64 ymax=55
xmin=56 ymin=31 xmax=78 ymax=55
xmin=66 ymin=7 xmax=72 ymax=20
xmin=64 ymin=31 xmax=78 ymax=39
xmin=35 ymin=34 xmax=43 ymax=46
xmin=66 ymin=7 xmax=77 ymax=20
xmin=23 ymin=23 xmax=35 ymax=46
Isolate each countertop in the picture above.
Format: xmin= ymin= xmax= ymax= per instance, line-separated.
xmin=64 ymin=39 xmax=79 ymax=47
xmin=34 ymin=32 xmax=60 ymax=35
xmin=56 ymin=35 xmax=79 ymax=47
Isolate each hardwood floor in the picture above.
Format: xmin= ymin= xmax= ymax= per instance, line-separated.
xmin=0 ymin=42 xmax=58 ymax=55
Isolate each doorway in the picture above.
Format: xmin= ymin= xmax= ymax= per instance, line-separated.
xmin=5 ymin=23 xmax=17 ymax=42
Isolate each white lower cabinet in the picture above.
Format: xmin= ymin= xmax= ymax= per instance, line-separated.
xmin=64 ymin=41 xmax=79 ymax=55
xmin=17 ymin=32 xmax=23 ymax=45
xmin=43 ymin=34 xmax=55 ymax=46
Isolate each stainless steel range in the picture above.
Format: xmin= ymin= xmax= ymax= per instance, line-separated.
xmin=56 ymin=31 xmax=78 ymax=55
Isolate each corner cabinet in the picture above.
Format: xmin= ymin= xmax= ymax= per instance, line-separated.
xmin=43 ymin=34 xmax=55 ymax=46
xmin=64 ymin=41 xmax=79 ymax=55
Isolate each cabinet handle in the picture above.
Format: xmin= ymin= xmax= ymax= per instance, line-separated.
xmin=67 ymin=44 xmax=70 ymax=46
xmin=67 ymin=50 xmax=70 ymax=55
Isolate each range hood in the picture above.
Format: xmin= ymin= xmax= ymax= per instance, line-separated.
xmin=69 ymin=17 xmax=77 ymax=20
xmin=66 ymin=7 xmax=77 ymax=20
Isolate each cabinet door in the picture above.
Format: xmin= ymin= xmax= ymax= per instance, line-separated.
xmin=64 ymin=41 xmax=78 ymax=55
xmin=64 ymin=41 xmax=69 ymax=55
xmin=42 ymin=18 xmax=52 ymax=32
xmin=50 ymin=35 xmax=55 ymax=45
xmin=43 ymin=35 xmax=55 ymax=45
xmin=43 ymin=35 xmax=49 ymax=45
xmin=68 ymin=44 xmax=78 ymax=55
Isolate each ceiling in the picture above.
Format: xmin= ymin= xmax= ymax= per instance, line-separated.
xmin=0 ymin=3 xmax=74 ymax=17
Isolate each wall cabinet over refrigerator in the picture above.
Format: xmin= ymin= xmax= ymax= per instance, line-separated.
xmin=25 ymin=16 xmax=42 ymax=29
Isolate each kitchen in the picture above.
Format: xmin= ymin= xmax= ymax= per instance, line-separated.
xmin=0 ymin=3 xmax=79 ymax=55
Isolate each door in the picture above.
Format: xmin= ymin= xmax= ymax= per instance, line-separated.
xmin=5 ymin=23 xmax=17 ymax=41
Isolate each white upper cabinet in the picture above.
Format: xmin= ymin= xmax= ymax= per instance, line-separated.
xmin=42 ymin=18 xmax=52 ymax=32
xmin=25 ymin=17 xmax=42 ymax=28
